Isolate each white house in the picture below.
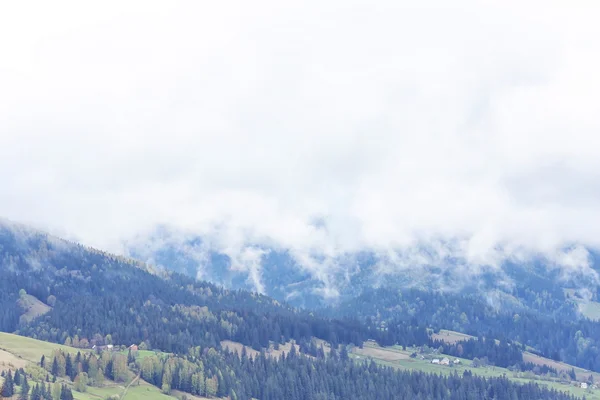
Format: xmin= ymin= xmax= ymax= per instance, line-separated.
xmin=441 ymin=358 xmax=450 ymax=366
xmin=454 ymin=358 xmax=461 ymax=364
xmin=432 ymin=359 xmax=440 ymax=364
xmin=581 ymin=382 xmax=588 ymax=389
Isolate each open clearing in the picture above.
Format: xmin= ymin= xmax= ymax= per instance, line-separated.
xmin=431 ymin=329 xmax=476 ymax=344
xmin=354 ymin=342 xmax=411 ymax=362
xmin=0 ymin=332 xmax=192 ymax=400
xmin=221 ymin=340 xmax=260 ymax=358
xmin=352 ymin=341 xmax=600 ymax=400
xmin=0 ymin=348 xmax=27 ymax=370
xmin=221 ymin=339 xmax=302 ymax=359
xmin=17 ymin=294 xmax=52 ymax=324
xmin=524 ymin=351 xmax=600 ymax=382
xmin=0 ymin=331 xmax=85 ymax=362
xmin=564 ymin=288 xmax=600 ymax=321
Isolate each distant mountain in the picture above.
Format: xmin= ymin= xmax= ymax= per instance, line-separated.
xmin=124 ymin=226 xmax=600 ymax=310
xmin=2 ymin=219 xmax=600 ymax=399
xmin=0 ymin=220 xmax=382 ymax=352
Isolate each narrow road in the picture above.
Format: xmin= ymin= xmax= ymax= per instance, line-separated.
xmin=119 ymin=372 xmax=141 ymax=399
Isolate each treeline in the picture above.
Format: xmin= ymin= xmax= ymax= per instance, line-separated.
xmin=137 ymin=344 xmax=582 ymax=400
xmin=329 ymin=287 xmax=600 ymax=372
xmin=0 ymin=225 xmax=427 ymax=356
xmin=430 ymin=337 xmax=523 ymax=368
xmin=42 ymin=349 xmax=130 ymax=385
xmin=1 ymin=368 xmax=75 ymax=400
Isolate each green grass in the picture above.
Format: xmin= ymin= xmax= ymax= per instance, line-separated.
xmin=0 ymin=331 xmax=84 ymax=362
xmin=119 ymin=349 xmax=167 ymax=361
xmin=124 ymin=382 xmax=177 ymax=399
xmin=72 ymin=385 xmax=124 ymax=400
xmin=352 ymin=343 xmax=600 ymax=399
xmin=0 ymin=333 xmax=181 ymax=399
xmin=70 ymin=378 xmax=180 ymax=400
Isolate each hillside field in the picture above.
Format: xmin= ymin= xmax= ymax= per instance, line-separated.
xmin=352 ymin=341 xmax=600 ymax=400
xmin=0 ymin=332 xmax=201 ymax=400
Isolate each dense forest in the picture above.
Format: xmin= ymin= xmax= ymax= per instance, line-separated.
xmin=0 ymin=221 xmax=597 ymax=399
xmin=133 ymin=346 xmax=584 ymax=400
xmin=1 ymin=347 xmax=583 ymax=400
xmin=329 ymin=287 xmax=600 ymax=372
xmin=0 ymin=223 xmax=425 ymax=355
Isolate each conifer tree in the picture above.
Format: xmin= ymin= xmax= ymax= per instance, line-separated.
xmin=19 ymin=375 xmax=30 ymax=400
xmin=30 ymin=383 xmax=40 ymax=400
xmin=1 ymin=370 xmax=14 ymax=397
xmin=51 ymin=357 xmax=59 ymax=376
xmin=65 ymin=353 xmax=74 ymax=380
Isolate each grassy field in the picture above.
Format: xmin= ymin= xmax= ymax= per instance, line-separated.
xmin=352 ymin=341 xmax=600 ymax=399
xmin=118 ymin=348 xmax=168 ymax=361
xmin=0 ymin=331 xmax=85 ymax=363
xmin=70 ymin=379 xmax=211 ymax=400
xmin=73 ymin=384 xmax=123 ymax=400
xmin=565 ymin=288 xmax=600 ymax=321
xmin=523 ymin=351 xmax=600 ymax=382
xmin=17 ymin=294 xmax=52 ymax=324
xmin=0 ymin=347 xmax=28 ymax=370
xmin=0 ymin=332 xmax=194 ymax=400
xmin=431 ymin=329 xmax=475 ymax=344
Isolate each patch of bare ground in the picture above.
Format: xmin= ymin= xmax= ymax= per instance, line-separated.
xmin=523 ymin=352 xmax=600 ymax=382
xmin=353 ymin=343 xmax=410 ymax=362
xmin=221 ymin=340 xmax=303 ymax=359
xmin=266 ymin=341 xmax=301 ymax=359
xmin=0 ymin=348 xmax=28 ymax=370
xmin=221 ymin=340 xmax=260 ymax=358
xmin=17 ymin=294 xmax=51 ymax=324
xmin=431 ymin=330 xmax=475 ymax=344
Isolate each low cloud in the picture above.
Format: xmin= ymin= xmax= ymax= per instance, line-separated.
xmin=1 ymin=1 xmax=600 ymax=293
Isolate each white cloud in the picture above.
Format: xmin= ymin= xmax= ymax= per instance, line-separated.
xmin=2 ymin=1 xmax=600 ymax=287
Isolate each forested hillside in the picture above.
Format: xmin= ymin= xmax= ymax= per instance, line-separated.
xmin=0 ymin=222 xmax=396 ymax=354
xmin=0 ymin=220 xmax=596 ymax=399
xmin=328 ymin=287 xmax=600 ymax=372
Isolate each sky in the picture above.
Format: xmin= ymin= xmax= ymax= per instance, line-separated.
xmin=1 ymin=1 xmax=600 ymax=283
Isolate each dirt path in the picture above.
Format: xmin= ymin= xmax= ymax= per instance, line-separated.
xmin=120 ymin=372 xmax=141 ymax=399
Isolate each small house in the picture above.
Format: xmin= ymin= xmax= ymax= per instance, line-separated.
xmin=129 ymin=344 xmax=138 ymax=351
xmin=432 ymin=359 xmax=440 ymax=364
xmin=581 ymin=382 xmax=588 ymax=389
xmin=92 ymin=344 xmax=115 ymax=353
xmin=454 ymin=358 xmax=461 ymax=364
xmin=441 ymin=358 xmax=450 ymax=366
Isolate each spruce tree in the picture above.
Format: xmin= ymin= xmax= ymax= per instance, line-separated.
xmin=60 ymin=384 xmax=74 ymax=400
xmin=19 ymin=375 xmax=30 ymax=400
xmin=32 ymin=383 xmax=42 ymax=400
xmin=1 ymin=370 xmax=14 ymax=397
xmin=52 ymin=357 xmax=59 ymax=376
xmin=65 ymin=353 xmax=74 ymax=381
xmin=40 ymin=381 xmax=48 ymax=399
xmin=13 ymin=368 xmax=21 ymax=385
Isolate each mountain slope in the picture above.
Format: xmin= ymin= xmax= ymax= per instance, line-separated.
xmin=0 ymin=220 xmax=387 ymax=354
xmin=0 ymin=220 xmax=592 ymax=399
xmin=124 ymin=227 xmax=600 ymax=311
